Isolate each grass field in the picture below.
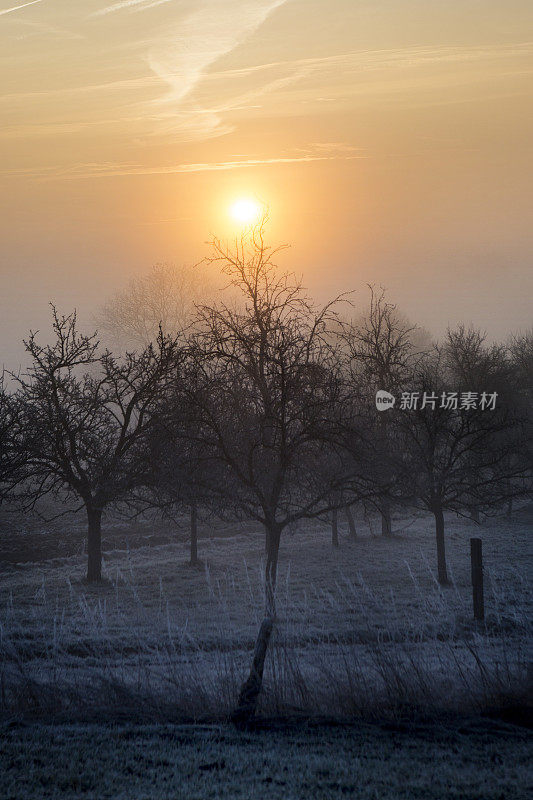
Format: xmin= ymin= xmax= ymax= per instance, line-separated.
xmin=0 ymin=506 xmax=531 ymax=796
xmin=1 ymin=718 xmax=531 ymax=799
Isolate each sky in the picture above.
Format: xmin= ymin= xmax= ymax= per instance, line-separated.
xmin=1 ymin=0 xmax=532 ymax=369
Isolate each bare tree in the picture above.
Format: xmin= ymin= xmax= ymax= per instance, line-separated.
xmin=343 ymin=286 xmax=426 ymax=535
xmin=0 ymin=377 xmax=26 ymax=505
xmin=331 ymin=508 xmax=339 ymax=547
xmin=345 ymin=504 xmax=357 ymax=539
xmin=0 ymin=380 xmax=13 ymax=504
xmin=97 ymin=262 xmax=215 ymax=350
xmin=444 ymin=325 xmax=507 ymax=385
xmin=507 ymin=329 xmax=533 ymax=508
xmin=443 ymin=325 xmax=530 ymax=520
xmin=174 ymin=220 xmax=370 ymax=721
xmin=509 ymin=329 xmax=533 ymax=392
xmin=138 ymin=393 xmax=216 ymax=567
xmin=12 ymin=307 xmax=181 ymax=582
xmin=396 ymin=343 xmax=525 ymax=584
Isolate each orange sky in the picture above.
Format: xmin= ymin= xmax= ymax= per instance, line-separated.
xmin=1 ymin=0 xmax=532 ymax=368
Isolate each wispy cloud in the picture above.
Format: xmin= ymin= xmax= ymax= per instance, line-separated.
xmin=1 ymin=30 xmax=531 ymax=148
xmin=0 ymin=0 xmax=42 ymax=17
xmin=9 ymin=18 xmax=84 ymax=41
xmin=2 ymin=40 xmax=530 ymax=107
xmin=2 ymin=147 xmax=367 ymax=180
xmin=90 ymin=153 xmax=353 ymax=177
xmin=172 ymin=153 xmax=366 ymax=173
xmin=83 ymin=0 xmax=291 ymax=140
xmin=144 ymin=0 xmax=287 ymax=136
xmin=200 ymin=42 xmax=533 ymax=91
xmin=0 ymin=117 xmax=148 ymax=139
xmin=90 ymin=0 xmax=174 ymax=17
xmin=146 ymin=38 xmax=533 ymax=139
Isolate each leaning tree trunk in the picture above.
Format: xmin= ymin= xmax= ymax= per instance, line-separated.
xmin=86 ymin=507 xmax=103 ymax=582
xmin=190 ymin=502 xmax=198 ymax=565
xmin=232 ymin=522 xmax=281 ymax=725
xmin=345 ymin=505 xmax=357 ymax=539
xmin=331 ymin=508 xmax=339 ymax=547
xmin=381 ymin=500 xmax=392 ymax=537
xmin=433 ymin=505 xmax=449 ymax=585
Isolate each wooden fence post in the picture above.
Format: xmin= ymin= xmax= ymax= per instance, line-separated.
xmin=470 ymin=537 xmax=484 ymax=621
xmin=331 ymin=509 xmax=339 ymax=548
xmin=190 ymin=502 xmax=198 ymax=565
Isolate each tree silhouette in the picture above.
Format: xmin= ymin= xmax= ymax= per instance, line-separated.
xmin=13 ymin=307 xmax=181 ymax=581
xmin=179 ymin=220 xmax=367 ymax=721
xmin=396 ymin=341 xmax=525 ymax=584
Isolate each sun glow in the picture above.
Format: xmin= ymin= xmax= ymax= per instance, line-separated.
xmin=230 ymin=198 xmax=262 ymax=225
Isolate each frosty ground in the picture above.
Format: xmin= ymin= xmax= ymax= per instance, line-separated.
xmin=2 ymin=717 xmax=531 ymax=799
xmin=0 ymin=507 xmax=531 ymax=797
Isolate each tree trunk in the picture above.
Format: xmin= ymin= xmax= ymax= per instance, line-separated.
xmin=86 ymin=507 xmax=103 ymax=582
xmin=345 ymin=505 xmax=357 ymax=539
xmin=331 ymin=508 xmax=339 ymax=547
xmin=434 ymin=505 xmax=449 ymax=585
xmin=381 ymin=500 xmax=392 ymax=537
xmin=469 ymin=505 xmax=480 ymax=524
xmin=232 ymin=522 xmax=280 ymax=724
xmin=190 ymin=502 xmax=198 ymax=565
xmin=264 ymin=523 xmax=281 ymax=618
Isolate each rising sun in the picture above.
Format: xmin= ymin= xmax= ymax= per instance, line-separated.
xmin=230 ymin=198 xmax=262 ymax=225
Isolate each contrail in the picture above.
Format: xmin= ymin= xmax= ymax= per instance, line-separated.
xmin=90 ymin=0 xmax=167 ymax=16
xmin=0 ymin=0 xmax=43 ymax=16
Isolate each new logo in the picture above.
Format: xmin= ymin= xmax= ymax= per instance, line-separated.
xmin=375 ymin=390 xmax=395 ymax=411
